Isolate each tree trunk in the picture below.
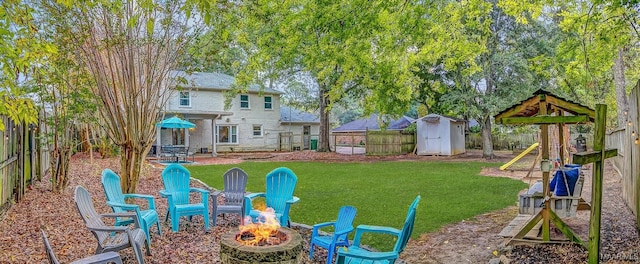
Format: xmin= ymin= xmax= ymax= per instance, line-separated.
xmin=80 ymin=126 xmax=91 ymax=153
xmin=317 ymin=84 xmax=331 ymax=152
xmin=119 ymin=144 xmax=146 ymax=194
xmin=49 ymin=122 xmax=73 ymax=193
xmin=481 ymin=115 xmax=494 ymax=159
xmin=613 ymin=47 xmax=628 ymax=127
xmin=51 ymin=146 xmax=71 ymax=193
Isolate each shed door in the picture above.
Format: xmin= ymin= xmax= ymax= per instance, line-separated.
xmin=424 ymin=118 xmax=440 ymax=154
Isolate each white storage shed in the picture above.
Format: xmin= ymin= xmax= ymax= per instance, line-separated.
xmin=415 ymin=114 xmax=466 ymax=156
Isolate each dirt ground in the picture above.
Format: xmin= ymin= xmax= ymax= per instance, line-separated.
xmin=1 ymin=150 xmax=637 ymax=263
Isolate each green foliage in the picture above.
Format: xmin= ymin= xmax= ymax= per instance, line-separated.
xmin=469 ymin=125 xmax=482 ymax=134
xmin=189 ymin=161 xmax=526 ymax=251
xmin=95 ymin=137 xmax=119 ymax=158
xmin=500 ymin=0 xmax=640 ymax=123
xmin=337 ymin=109 xmax=362 ymax=126
xmin=403 ymin=123 xmax=417 ymax=133
xmin=0 ymin=1 xmax=50 ymax=130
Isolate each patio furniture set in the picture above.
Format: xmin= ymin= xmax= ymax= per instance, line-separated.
xmin=159 ymin=145 xmax=196 ymax=163
xmin=43 ymin=164 xmax=420 ymax=264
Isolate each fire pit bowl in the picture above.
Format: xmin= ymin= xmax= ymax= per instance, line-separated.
xmin=219 ymin=226 xmax=303 ymax=264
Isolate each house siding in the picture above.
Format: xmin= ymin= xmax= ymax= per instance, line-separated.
xmin=162 ymin=87 xmax=288 ymax=152
xmin=160 ymin=72 xmax=320 ymax=153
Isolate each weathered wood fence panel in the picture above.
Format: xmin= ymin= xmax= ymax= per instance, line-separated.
xmin=37 ymin=120 xmax=51 ymax=181
xmin=331 ymin=131 xmax=415 ymax=156
xmin=0 ymin=116 xmax=19 ymax=212
xmin=606 ymin=86 xmax=640 ymax=231
xmin=606 ymin=128 xmax=625 ymax=182
xmin=0 ymin=116 xmax=50 ymax=214
xmin=279 ymin=132 xmax=293 ymax=151
xmin=332 ymin=132 xmax=366 ymax=155
xmin=365 ymin=130 xmax=415 ymax=156
xmin=467 ymin=131 xmax=594 ymax=151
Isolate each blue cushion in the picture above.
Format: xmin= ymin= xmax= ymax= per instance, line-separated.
xmin=550 ymin=164 xmax=580 ymax=196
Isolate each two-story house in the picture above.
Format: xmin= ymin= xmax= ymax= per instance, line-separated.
xmin=157 ymin=71 xmax=319 ymax=155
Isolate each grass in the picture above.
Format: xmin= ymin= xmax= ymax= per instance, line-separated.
xmin=188 ymin=161 xmax=527 ymax=250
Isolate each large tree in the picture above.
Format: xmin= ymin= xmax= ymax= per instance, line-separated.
xmin=204 ymin=1 xmax=424 ymax=152
xmin=43 ymin=0 xmax=201 ymax=193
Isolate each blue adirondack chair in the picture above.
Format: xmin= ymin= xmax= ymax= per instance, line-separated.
xmin=160 ymin=164 xmax=210 ymax=232
xmin=310 ymin=205 xmax=357 ymax=264
xmin=101 ymin=169 xmax=161 ymax=245
xmin=244 ymin=167 xmax=300 ymax=227
xmin=336 ymin=196 xmax=421 ymax=264
xmin=212 ymin=167 xmax=248 ymax=226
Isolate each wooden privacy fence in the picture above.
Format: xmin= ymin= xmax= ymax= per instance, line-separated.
xmin=0 ymin=115 xmax=50 ymax=214
xmin=467 ymin=132 xmax=594 ymax=151
xmin=366 ymin=130 xmax=415 ymax=156
xmin=331 ymin=130 xmax=415 ymax=156
xmin=0 ymin=116 xmax=19 ymax=212
xmin=606 ymin=85 xmax=640 ymax=230
xmin=466 ymin=132 xmax=540 ymax=150
xmin=606 ymin=128 xmax=625 ymax=176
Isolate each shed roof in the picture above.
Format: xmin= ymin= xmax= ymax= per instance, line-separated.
xmin=170 ymin=71 xmax=282 ymax=94
xmin=280 ymin=106 xmax=320 ymax=123
xmin=332 ymin=114 xmax=415 ymax=132
xmin=415 ymin=114 xmax=465 ymax=123
xmin=494 ymin=89 xmax=595 ymax=125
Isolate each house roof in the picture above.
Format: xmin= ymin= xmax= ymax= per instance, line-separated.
xmin=170 ymin=71 xmax=282 ymax=94
xmin=332 ymin=114 xmax=415 ymax=132
xmin=494 ymin=89 xmax=595 ymax=125
xmin=280 ymin=106 xmax=320 ymax=123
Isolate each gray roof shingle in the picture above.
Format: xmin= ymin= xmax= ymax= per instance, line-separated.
xmin=332 ymin=114 xmax=415 ymax=132
xmin=280 ymin=106 xmax=320 ymax=123
xmin=170 ymin=71 xmax=282 ymax=94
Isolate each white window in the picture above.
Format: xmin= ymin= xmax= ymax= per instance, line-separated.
xmin=179 ymin=92 xmax=190 ymax=106
xmin=253 ymin=125 xmax=263 ymax=136
xmin=264 ymin=96 xmax=272 ymax=109
xmin=217 ymin=125 xmax=237 ymax=143
xmin=240 ymin=94 xmax=249 ymax=109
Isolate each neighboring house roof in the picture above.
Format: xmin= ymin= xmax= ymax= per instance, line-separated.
xmin=332 ymin=114 xmax=415 ymax=132
xmin=469 ymin=119 xmax=479 ymax=127
xmin=280 ymin=106 xmax=320 ymax=124
xmin=170 ymin=71 xmax=282 ymax=95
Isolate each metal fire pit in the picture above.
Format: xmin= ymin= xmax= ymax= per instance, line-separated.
xmin=219 ymin=227 xmax=303 ymax=264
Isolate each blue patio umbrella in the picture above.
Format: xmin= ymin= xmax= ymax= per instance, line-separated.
xmin=156 ymin=116 xmax=196 ymax=129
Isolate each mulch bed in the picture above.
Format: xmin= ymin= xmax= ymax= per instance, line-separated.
xmin=0 ymin=154 xmax=328 ymax=263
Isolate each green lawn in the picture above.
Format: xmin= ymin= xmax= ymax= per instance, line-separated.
xmin=188 ymin=161 xmax=527 ymax=250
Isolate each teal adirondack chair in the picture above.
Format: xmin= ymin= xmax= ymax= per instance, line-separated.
xmin=336 ymin=196 xmax=421 ymax=264
xmin=310 ymin=205 xmax=357 ymax=264
xmin=160 ymin=164 xmax=210 ymax=232
xmin=101 ymin=169 xmax=161 ymax=245
xmin=244 ymin=167 xmax=300 ymax=227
